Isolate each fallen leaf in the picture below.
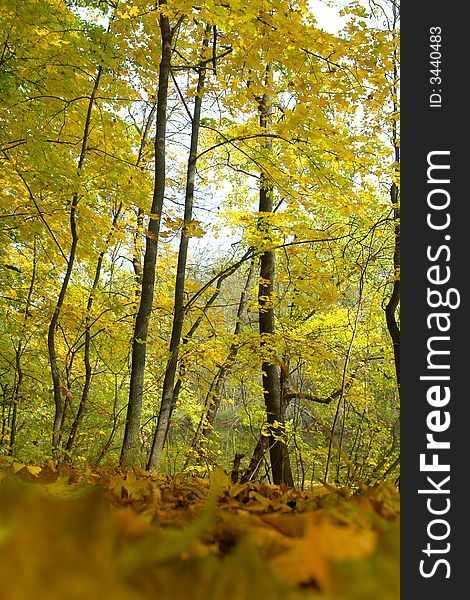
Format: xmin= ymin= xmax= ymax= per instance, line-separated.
xmin=269 ymin=513 xmax=377 ymax=591
xmin=25 ymin=465 xmax=42 ymax=477
xmin=269 ymin=518 xmax=329 ymax=590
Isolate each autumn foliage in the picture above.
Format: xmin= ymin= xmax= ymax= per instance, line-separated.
xmin=0 ymin=459 xmax=399 ymax=599
xmin=1 ymin=0 xmax=399 ymax=594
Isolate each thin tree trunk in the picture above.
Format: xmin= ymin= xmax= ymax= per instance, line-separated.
xmin=48 ymin=65 xmax=103 ymax=452
xmin=384 ymin=2 xmax=401 ymax=491
xmin=66 ymin=99 xmax=156 ymax=454
xmin=385 ymin=185 xmax=400 ymax=390
xmin=169 ymin=269 xmax=242 ymax=470
xmin=9 ymin=238 xmax=37 ymax=453
xmin=1 ymin=400 xmax=5 ymax=447
xmin=65 ymin=207 xmax=122 ymax=453
xmin=240 ymin=436 xmax=269 ymax=483
xmin=385 ymin=2 xmax=400 ymax=396
xmin=147 ymin=25 xmax=211 ymax=472
xmin=324 ymin=244 xmax=370 ymax=482
xmin=9 ymin=348 xmax=20 ymax=454
xmin=184 ymin=259 xmax=255 ymax=468
xmin=120 ymin=10 xmax=173 ymax=468
xmin=257 ymin=80 xmax=293 ymax=487
xmin=200 ymin=265 xmax=254 ymax=436
xmin=132 ymin=104 xmax=156 ymax=290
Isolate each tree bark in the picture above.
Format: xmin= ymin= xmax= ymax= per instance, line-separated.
xmin=385 ymin=2 xmax=400 ymax=397
xmin=257 ymin=81 xmax=294 ymax=487
xmin=147 ymin=25 xmax=211 ymax=472
xmin=120 ymin=10 xmax=173 ymax=468
xmin=385 ymin=182 xmax=400 ymax=392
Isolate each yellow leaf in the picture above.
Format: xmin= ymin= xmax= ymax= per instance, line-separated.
xmin=12 ymin=462 xmax=25 ymax=473
xmin=183 ymin=219 xmax=205 ymax=238
xmin=269 ymin=518 xmax=329 ymax=590
xmin=25 ymin=466 xmax=42 ymax=477
xmin=209 ymin=467 xmax=232 ymax=492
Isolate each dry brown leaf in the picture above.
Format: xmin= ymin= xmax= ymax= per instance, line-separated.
xmin=260 ymin=513 xmax=306 ymax=538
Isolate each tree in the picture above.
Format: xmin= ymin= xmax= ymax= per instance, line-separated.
xmin=120 ymin=2 xmax=175 ymax=467
xmin=147 ymin=24 xmax=214 ymax=472
xmin=256 ymin=71 xmax=294 ymax=486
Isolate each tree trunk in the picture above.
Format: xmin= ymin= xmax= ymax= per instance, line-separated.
xmin=384 ymin=0 xmax=401 ymax=492
xmin=66 ymin=98 xmax=156 ymax=455
xmin=9 ymin=238 xmax=37 ymax=454
xmin=240 ymin=436 xmax=269 ymax=483
xmin=202 ymin=262 xmax=254 ymax=440
xmin=132 ymin=104 xmax=156 ymax=290
xmin=147 ymin=26 xmax=211 ymax=472
xmin=65 ymin=206 xmax=122 ymax=454
xmin=385 ymin=182 xmax=400 ymax=392
xmin=48 ymin=65 xmax=103 ymax=453
xmin=120 ymin=11 xmax=173 ymax=468
xmin=257 ymin=82 xmax=293 ymax=487
xmin=9 ymin=345 xmax=20 ymax=454
xmin=385 ymin=51 xmax=400 ymax=395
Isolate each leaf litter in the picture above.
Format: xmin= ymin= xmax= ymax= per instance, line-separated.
xmin=0 ymin=459 xmax=399 ymax=600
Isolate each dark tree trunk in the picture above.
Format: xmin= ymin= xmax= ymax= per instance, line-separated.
xmin=240 ymin=436 xmax=269 ymax=483
xmin=385 ymin=183 xmax=400 ymax=392
xmin=257 ymin=84 xmax=294 ymax=487
xmin=65 ymin=205 xmax=122 ymax=454
xmin=385 ymin=34 xmax=400 ymax=397
xmin=132 ymin=104 xmax=156 ymax=290
xmin=120 ymin=11 xmax=173 ymax=468
xmin=147 ymin=26 xmax=211 ymax=472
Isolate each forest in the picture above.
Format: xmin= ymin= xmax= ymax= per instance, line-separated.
xmin=0 ymin=0 xmax=400 ymax=597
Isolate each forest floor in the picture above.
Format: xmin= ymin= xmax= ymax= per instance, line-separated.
xmin=0 ymin=458 xmax=399 ymax=600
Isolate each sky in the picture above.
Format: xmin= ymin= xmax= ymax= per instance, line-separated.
xmin=311 ymin=0 xmax=349 ymax=33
